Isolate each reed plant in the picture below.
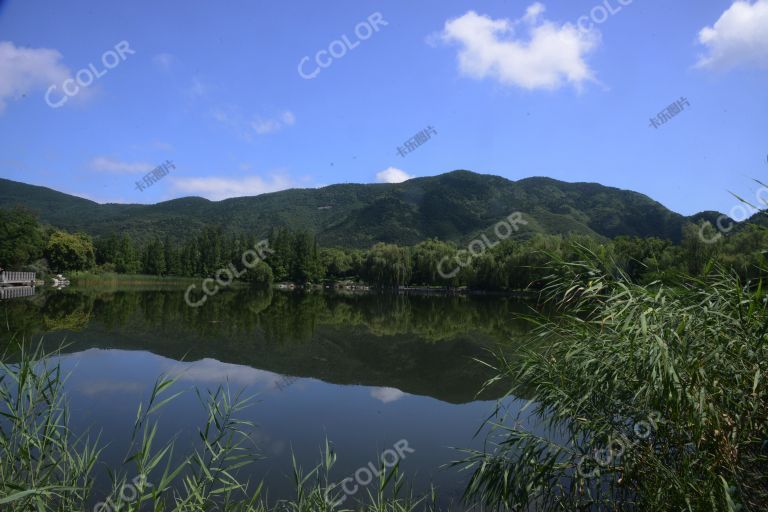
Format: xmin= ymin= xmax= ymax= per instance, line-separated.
xmin=0 ymin=342 xmax=441 ymax=511
xmin=457 ymin=253 xmax=768 ymax=511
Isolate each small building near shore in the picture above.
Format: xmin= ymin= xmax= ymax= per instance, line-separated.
xmin=0 ymin=271 xmax=36 ymax=287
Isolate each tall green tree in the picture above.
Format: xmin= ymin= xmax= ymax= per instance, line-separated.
xmin=681 ymin=223 xmax=718 ymax=275
xmin=411 ymin=239 xmax=459 ymax=286
xmin=118 ymin=234 xmax=141 ymax=274
xmin=267 ymin=228 xmax=293 ymax=282
xmin=243 ymin=259 xmax=274 ymax=288
xmin=291 ymin=231 xmax=323 ymax=283
xmin=198 ymin=227 xmax=226 ymax=276
xmin=95 ymin=234 xmax=119 ymax=267
xmin=0 ymin=207 xmax=46 ymax=268
xmin=142 ymin=238 xmax=167 ymax=276
xmin=45 ymin=231 xmax=95 ymax=272
xmin=320 ymin=247 xmax=362 ymax=280
xmin=163 ymin=236 xmax=182 ymax=276
xmin=362 ymin=243 xmax=411 ymax=288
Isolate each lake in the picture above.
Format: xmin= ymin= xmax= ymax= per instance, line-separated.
xmin=0 ymin=286 xmax=541 ymax=509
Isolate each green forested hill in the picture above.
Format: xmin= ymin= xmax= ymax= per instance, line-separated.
xmin=0 ymin=170 xmax=703 ymax=246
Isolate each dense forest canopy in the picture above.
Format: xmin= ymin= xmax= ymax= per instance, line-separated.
xmin=1 ymin=203 xmax=765 ymax=289
xmin=0 ymin=171 xmax=727 ymax=247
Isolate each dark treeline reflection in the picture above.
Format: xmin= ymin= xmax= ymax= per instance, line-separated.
xmin=1 ymin=289 xmax=538 ymax=403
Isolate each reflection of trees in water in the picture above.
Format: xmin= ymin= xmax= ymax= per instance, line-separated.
xmin=3 ymin=288 xmax=536 ymax=345
xmin=41 ymin=291 xmax=94 ymax=332
xmin=0 ymin=296 xmax=47 ymax=341
xmin=254 ymin=292 xmax=537 ymax=344
xmin=257 ymin=292 xmax=325 ymax=344
xmin=319 ymin=293 xmax=535 ymax=343
xmin=1 ymin=287 xmax=536 ymax=402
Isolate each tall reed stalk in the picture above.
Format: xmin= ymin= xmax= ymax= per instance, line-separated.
xmin=457 ymin=253 xmax=768 ymax=511
xmin=0 ymin=342 xmax=441 ymax=511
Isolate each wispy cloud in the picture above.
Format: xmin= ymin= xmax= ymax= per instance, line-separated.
xmin=0 ymin=41 xmax=72 ymax=113
xmin=170 ymin=173 xmax=295 ymax=200
xmin=696 ymin=0 xmax=768 ymax=70
xmin=152 ymin=52 xmax=176 ymax=71
xmin=376 ymin=167 xmax=413 ymax=183
xmin=211 ymin=107 xmax=296 ymax=139
xmin=186 ymin=76 xmax=207 ymax=98
xmin=164 ymin=358 xmax=285 ymax=388
xmin=439 ymin=4 xmax=599 ymax=90
xmin=252 ymin=111 xmax=296 ymax=134
xmin=210 ymin=105 xmax=243 ymax=133
xmin=89 ymin=156 xmax=153 ymax=175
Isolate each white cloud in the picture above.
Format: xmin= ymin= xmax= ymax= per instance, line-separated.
xmin=439 ymin=5 xmax=599 ymax=90
xmin=375 ymin=167 xmax=413 ymax=184
xmin=211 ymin=107 xmax=295 ymax=139
xmin=696 ymin=0 xmax=768 ymax=70
xmin=0 ymin=40 xmax=72 ymax=113
xmin=210 ymin=105 xmax=247 ymax=137
xmin=370 ymin=387 xmax=406 ymax=404
xmin=252 ymin=110 xmax=296 ymax=134
xmin=152 ymin=52 xmax=176 ymax=71
xmin=523 ymin=2 xmax=546 ymax=23
xmin=186 ymin=76 xmax=207 ymax=98
xmin=211 ymin=107 xmax=234 ymax=125
xmin=166 ymin=358 xmax=285 ymax=388
xmin=170 ymin=174 xmax=294 ymax=200
xmin=89 ymin=156 xmax=153 ymax=174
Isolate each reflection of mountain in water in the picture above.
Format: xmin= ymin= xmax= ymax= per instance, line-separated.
xmin=1 ymin=288 xmax=539 ymax=403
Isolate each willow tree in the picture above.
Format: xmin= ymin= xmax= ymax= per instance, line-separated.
xmin=362 ymin=243 xmax=411 ymax=288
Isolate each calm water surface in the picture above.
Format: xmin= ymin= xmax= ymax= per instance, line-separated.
xmin=1 ymin=286 xmax=541 ymax=509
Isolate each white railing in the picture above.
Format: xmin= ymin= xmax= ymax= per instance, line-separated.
xmin=0 ymin=271 xmax=36 ymax=284
xmin=0 ymin=286 xmax=35 ymax=300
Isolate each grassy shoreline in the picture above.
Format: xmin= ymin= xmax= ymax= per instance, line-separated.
xmin=69 ymin=272 xmax=201 ymax=286
xmin=65 ymin=272 xmax=538 ymax=298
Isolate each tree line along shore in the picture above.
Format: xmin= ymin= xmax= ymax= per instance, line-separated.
xmin=2 ymin=206 xmax=766 ymax=291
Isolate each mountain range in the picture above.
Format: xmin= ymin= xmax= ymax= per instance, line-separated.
xmin=0 ymin=171 xmax=734 ymax=247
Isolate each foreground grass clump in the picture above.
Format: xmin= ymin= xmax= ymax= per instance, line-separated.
xmin=459 ymin=258 xmax=768 ymax=511
xmin=0 ymin=343 xmax=439 ymax=511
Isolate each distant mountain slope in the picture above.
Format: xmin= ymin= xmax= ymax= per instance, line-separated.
xmin=0 ymin=171 xmax=698 ymax=246
xmin=689 ymin=211 xmax=732 ymax=226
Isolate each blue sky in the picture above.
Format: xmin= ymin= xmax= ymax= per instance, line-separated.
xmin=0 ymin=0 xmax=766 ymax=216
